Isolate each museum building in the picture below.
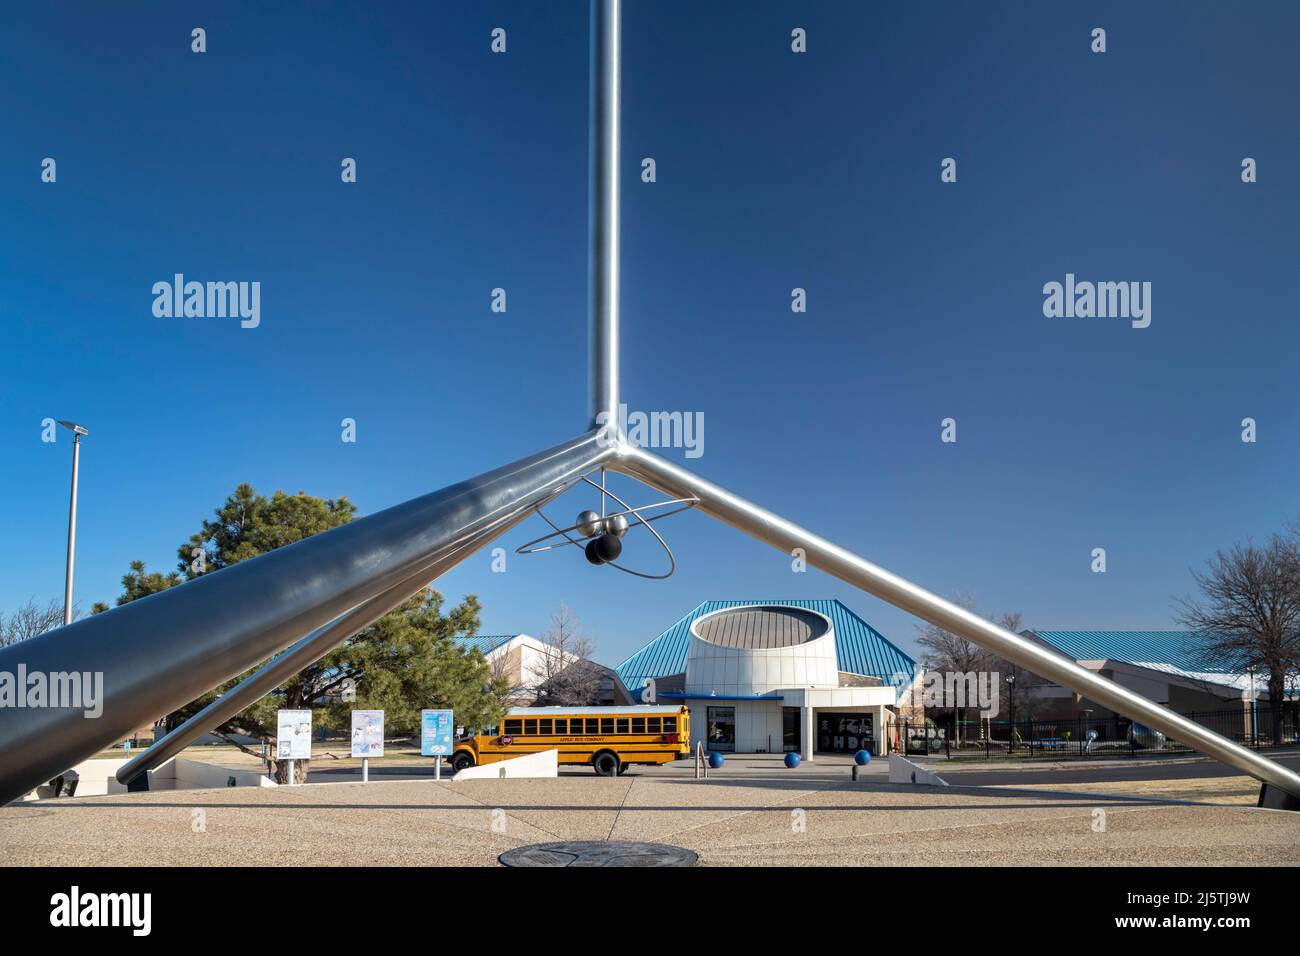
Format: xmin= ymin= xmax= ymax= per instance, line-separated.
xmin=614 ymin=600 xmax=921 ymax=759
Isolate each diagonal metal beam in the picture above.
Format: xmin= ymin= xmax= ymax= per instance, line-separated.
xmin=0 ymin=431 xmax=613 ymax=805
xmin=613 ymin=447 xmax=1300 ymax=800
xmin=114 ymin=501 xmax=539 ymax=787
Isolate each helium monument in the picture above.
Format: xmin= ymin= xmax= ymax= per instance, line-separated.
xmin=0 ymin=0 xmax=1297 ymax=811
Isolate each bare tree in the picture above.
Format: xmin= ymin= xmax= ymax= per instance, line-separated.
xmin=914 ymin=596 xmax=1030 ymax=744
xmin=0 ymin=597 xmax=66 ymax=647
xmin=976 ymin=613 xmax=1043 ymax=718
xmin=1176 ymin=534 xmax=1300 ymax=745
xmin=533 ymin=604 xmax=603 ymax=706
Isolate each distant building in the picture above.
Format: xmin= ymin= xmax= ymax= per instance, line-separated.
xmin=454 ymin=634 xmax=557 ymax=705
xmin=1023 ymin=630 xmax=1287 ymax=726
xmin=615 ymin=600 xmax=921 ymax=759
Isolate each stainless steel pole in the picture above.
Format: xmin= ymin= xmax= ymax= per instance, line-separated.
xmin=614 ymin=447 xmax=1300 ymax=800
xmin=589 ymin=0 xmax=621 ymax=429
xmin=114 ymin=507 xmax=532 ymax=786
xmin=0 ymin=430 xmax=612 ymax=805
xmin=62 ymin=434 xmax=81 ymax=626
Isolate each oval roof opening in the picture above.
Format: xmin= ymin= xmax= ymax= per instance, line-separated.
xmin=691 ymin=604 xmax=830 ymax=649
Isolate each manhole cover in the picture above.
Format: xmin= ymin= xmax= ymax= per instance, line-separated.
xmin=499 ymin=840 xmax=698 ymax=867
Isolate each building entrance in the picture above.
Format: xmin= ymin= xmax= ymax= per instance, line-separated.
xmin=817 ymin=712 xmax=875 ymax=753
xmin=782 ymin=707 xmax=801 ymax=752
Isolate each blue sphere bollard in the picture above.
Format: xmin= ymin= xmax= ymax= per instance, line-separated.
xmin=708 ymin=752 xmax=725 ymax=769
xmin=854 ymin=750 xmax=872 ymax=766
xmin=784 ymin=752 xmax=800 ymax=768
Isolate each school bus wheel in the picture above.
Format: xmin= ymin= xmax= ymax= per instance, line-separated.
xmin=451 ymin=751 xmax=475 ymax=773
xmin=592 ymin=751 xmax=620 ymax=777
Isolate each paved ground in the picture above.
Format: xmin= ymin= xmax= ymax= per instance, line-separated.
xmin=3 ymin=753 xmax=1298 ymax=866
xmin=932 ymin=752 xmax=1300 ymax=805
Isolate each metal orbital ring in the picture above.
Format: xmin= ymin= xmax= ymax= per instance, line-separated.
xmin=515 ymin=475 xmax=698 ymax=579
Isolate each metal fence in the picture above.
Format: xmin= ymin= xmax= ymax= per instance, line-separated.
xmin=900 ymin=702 xmax=1300 ymax=759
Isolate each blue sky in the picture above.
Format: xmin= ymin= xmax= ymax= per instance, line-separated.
xmin=2 ymin=1 xmax=1298 ymax=668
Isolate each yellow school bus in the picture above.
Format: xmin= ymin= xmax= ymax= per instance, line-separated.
xmin=450 ymin=705 xmax=691 ymax=776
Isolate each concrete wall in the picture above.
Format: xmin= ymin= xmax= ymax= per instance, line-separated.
xmin=20 ymin=756 xmax=275 ymax=800
xmin=453 ymin=747 xmax=558 ymax=780
xmin=888 ymin=754 xmax=948 ymax=787
xmin=150 ymin=758 xmax=277 ymax=791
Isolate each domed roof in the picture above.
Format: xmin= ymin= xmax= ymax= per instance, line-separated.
xmin=691 ymin=604 xmax=829 ymax=649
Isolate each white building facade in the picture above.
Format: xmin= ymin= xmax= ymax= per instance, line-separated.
xmin=635 ymin=603 xmax=913 ymax=760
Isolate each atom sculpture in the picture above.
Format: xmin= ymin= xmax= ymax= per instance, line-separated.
xmin=515 ymin=472 xmax=698 ymax=578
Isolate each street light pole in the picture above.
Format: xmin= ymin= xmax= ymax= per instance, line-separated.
xmin=1247 ymin=667 xmax=1257 ymax=747
xmin=57 ymin=421 xmax=88 ymax=627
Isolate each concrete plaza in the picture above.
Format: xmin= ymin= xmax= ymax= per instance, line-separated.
xmin=2 ymin=753 xmax=1298 ymax=866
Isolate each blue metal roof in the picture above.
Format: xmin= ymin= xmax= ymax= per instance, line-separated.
xmin=454 ymin=634 xmax=518 ymax=656
xmin=614 ymin=600 xmax=918 ymax=699
xmin=1030 ymin=631 xmax=1231 ymax=673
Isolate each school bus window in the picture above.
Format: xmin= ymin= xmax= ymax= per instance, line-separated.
xmin=585 ymin=718 xmax=599 ymax=734
xmin=552 ymin=719 xmax=567 ymax=734
xmin=648 ymin=717 xmax=661 ymax=733
xmin=600 ymin=717 xmax=614 ymax=734
xmin=504 ymin=719 xmax=522 ymax=735
xmin=539 ymin=718 xmax=553 ymax=734
xmin=520 ymin=719 xmax=535 ymax=735
xmin=632 ymin=717 xmax=645 ymax=734
xmin=663 ymin=717 xmax=677 ymax=733
xmin=616 ymin=718 xmax=629 ymax=734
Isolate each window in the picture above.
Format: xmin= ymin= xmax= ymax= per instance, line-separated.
xmin=600 ymin=718 xmax=614 ymax=735
xmin=706 ymin=707 xmax=734 ymax=751
xmin=504 ymin=719 xmax=522 ymax=736
xmin=632 ymin=717 xmax=646 ymax=734
xmin=648 ymin=717 xmax=661 ymax=733
xmin=539 ymin=719 xmax=553 ymax=734
xmin=664 ymin=717 xmax=678 ymax=733
xmin=524 ymin=719 xmax=538 ymax=735
xmin=585 ymin=718 xmax=599 ymax=735
xmin=616 ymin=718 xmax=629 ymax=735
xmin=552 ymin=719 xmax=567 ymax=735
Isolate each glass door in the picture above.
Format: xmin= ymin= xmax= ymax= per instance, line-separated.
xmin=782 ymin=707 xmax=801 ymax=752
xmin=706 ymin=706 xmax=735 ymax=752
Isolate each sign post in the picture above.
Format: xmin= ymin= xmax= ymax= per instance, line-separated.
xmin=420 ymin=709 xmax=454 ymax=780
xmin=276 ymin=709 xmax=312 ymax=785
xmin=350 ymin=710 xmax=384 ymax=784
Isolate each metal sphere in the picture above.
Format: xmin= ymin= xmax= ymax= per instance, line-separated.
xmin=1128 ymin=723 xmax=1167 ymax=751
xmin=584 ymin=539 xmax=606 ymax=565
xmin=591 ymin=533 xmax=622 ymax=563
xmin=576 ymin=510 xmax=603 ymax=539
xmin=604 ymin=513 xmax=629 ymax=537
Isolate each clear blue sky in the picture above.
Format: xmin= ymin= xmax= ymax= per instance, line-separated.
xmin=2 ymin=2 xmax=1298 ymax=668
